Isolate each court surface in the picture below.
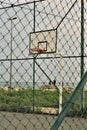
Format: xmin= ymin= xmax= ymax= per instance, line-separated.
xmin=0 ymin=111 xmax=87 ymax=130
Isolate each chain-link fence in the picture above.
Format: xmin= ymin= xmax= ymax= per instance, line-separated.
xmin=0 ymin=0 xmax=87 ymax=130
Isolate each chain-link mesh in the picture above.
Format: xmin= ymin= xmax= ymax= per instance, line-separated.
xmin=0 ymin=0 xmax=87 ymax=130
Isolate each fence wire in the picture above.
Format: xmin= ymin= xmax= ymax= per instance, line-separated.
xmin=0 ymin=0 xmax=87 ymax=130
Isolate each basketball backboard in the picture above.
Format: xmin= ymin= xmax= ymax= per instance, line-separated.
xmin=29 ymin=29 xmax=57 ymax=54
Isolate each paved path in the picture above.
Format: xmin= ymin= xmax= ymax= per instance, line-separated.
xmin=0 ymin=112 xmax=87 ymax=130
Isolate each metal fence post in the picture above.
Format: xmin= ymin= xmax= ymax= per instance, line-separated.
xmin=80 ymin=0 xmax=85 ymax=109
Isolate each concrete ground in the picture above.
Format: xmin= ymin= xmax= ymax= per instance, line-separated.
xmin=0 ymin=111 xmax=87 ymax=130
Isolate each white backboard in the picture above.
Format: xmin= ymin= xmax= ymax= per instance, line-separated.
xmin=29 ymin=29 xmax=57 ymax=54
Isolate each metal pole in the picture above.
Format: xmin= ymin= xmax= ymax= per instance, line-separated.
xmin=51 ymin=53 xmax=63 ymax=113
xmin=32 ymin=0 xmax=46 ymax=112
xmin=80 ymin=0 xmax=85 ymax=109
xmin=8 ymin=17 xmax=17 ymax=88
xmin=33 ymin=1 xmax=36 ymax=112
xmin=51 ymin=71 xmax=87 ymax=130
xmin=58 ymin=53 xmax=63 ymax=113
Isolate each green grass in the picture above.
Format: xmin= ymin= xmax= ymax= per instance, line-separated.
xmin=0 ymin=89 xmax=59 ymax=111
xmin=0 ymin=88 xmax=87 ymax=116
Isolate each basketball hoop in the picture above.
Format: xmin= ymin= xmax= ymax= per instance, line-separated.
xmin=29 ymin=29 xmax=57 ymax=55
xmin=30 ymin=47 xmax=45 ymax=54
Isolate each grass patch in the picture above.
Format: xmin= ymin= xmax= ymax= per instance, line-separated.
xmin=0 ymin=88 xmax=87 ymax=117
